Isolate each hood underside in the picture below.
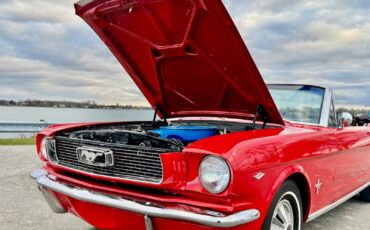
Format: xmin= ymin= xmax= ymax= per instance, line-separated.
xmin=75 ymin=0 xmax=284 ymax=125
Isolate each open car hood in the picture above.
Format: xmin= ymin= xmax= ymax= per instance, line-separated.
xmin=75 ymin=0 xmax=284 ymax=125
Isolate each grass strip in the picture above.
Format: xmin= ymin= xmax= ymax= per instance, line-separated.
xmin=0 ymin=138 xmax=36 ymax=145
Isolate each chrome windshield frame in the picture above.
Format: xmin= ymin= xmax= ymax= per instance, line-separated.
xmin=267 ymin=84 xmax=333 ymax=128
xmin=319 ymin=87 xmax=334 ymax=127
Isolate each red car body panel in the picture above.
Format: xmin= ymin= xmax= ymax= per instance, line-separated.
xmin=36 ymin=120 xmax=370 ymax=229
xmin=74 ymin=0 xmax=284 ymax=125
xmin=31 ymin=0 xmax=370 ymax=229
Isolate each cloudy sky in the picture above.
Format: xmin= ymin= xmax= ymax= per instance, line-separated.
xmin=0 ymin=0 xmax=369 ymax=108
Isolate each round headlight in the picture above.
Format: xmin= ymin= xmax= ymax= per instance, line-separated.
xmin=40 ymin=137 xmax=48 ymax=160
xmin=199 ymin=156 xmax=231 ymax=194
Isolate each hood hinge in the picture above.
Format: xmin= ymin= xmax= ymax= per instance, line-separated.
xmin=153 ymin=104 xmax=167 ymax=124
xmin=252 ymin=105 xmax=269 ymax=129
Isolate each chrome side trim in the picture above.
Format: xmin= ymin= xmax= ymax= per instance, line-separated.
xmin=306 ymin=182 xmax=370 ymax=222
xmin=31 ymin=169 xmax=260 ymax=228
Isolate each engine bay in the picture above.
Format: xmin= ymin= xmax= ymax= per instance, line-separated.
xmin=57 ymin=120 xmax=268 ymax=151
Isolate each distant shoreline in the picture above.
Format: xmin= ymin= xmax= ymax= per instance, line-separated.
xmin=0 ymin=99 xmax=151 ymax=110
xmin=0 ymin=105 xmax=152 ymax=110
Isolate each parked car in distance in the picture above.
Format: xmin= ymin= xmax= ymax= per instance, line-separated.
xmin=31 ymin=0 xmax=370 ymax=229
xmin=354 ymin=113 xmax=370 ymax=126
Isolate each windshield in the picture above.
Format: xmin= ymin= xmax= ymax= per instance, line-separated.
xmin=268 ymin=85 xmax=325 ymax=124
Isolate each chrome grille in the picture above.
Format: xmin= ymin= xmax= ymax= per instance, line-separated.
xmin=54 ymin=136 xmax=165 ymax=183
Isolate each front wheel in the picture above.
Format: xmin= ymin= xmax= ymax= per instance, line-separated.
xmin=262 ymin=180 xmax=303 ymax=230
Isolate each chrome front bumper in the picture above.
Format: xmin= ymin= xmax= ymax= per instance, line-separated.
xmin=30 ymin=169 xmax=260 ymax=228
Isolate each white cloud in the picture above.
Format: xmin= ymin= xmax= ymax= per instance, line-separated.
xmin=0 ymin=0 xmax=369 ymax=107
xmin=0 ymin=55 xmax=146 ymax=105
xmin=0 ymin=0 xmax=76 ymax=23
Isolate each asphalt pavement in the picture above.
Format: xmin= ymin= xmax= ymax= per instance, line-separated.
xmin=0 ymin=145 xmax=369 ymax=230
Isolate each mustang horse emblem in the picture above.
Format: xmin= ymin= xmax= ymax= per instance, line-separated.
xmin=80 ymin=149 xmax=103 ymax=164
xmin=76 ymin=146 xmax=114 ymax=167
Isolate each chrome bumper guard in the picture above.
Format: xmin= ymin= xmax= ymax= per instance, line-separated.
xmin=30 ymin=169 xmax=260 ymax=228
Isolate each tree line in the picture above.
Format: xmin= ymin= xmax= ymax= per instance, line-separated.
xmin=0 ymin=99 xmax=150 ymax=109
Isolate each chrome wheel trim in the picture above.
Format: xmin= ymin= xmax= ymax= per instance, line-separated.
xmin=271 ymin=199 xmax=294 ymax=230
xmin=270 ymin=192 xmax=301 ymax=230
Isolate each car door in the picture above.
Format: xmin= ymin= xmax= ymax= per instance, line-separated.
xmin=333 ymin=126 xmax=370 ymax=197
xmin=354 ymin=127 xmax=370 ymax=172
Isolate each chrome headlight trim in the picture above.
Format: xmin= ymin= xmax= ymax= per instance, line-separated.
xmin=199 ymin=155 xmax=231 ymax=194
xmin=40 ymin=137 xmax=48 ymax=160
xmin=46 ymin=138 xmax=58 ymax=163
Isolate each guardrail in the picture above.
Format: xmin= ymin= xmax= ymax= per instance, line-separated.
xmin=0 ymin=122 xmax=54 ymax=133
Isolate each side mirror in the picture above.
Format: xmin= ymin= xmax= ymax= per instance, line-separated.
xmin=339 ymin=112 xmax=353 ymax=128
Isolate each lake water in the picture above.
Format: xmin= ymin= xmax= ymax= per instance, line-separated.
xmin=0 ymin=106 xmax=153 ymax=138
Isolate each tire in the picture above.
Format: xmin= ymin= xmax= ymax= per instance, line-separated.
xmin=261 ymin=180 xmax=303 ymax=230
xmin=359 ymin=186 xmax=370 ymax=202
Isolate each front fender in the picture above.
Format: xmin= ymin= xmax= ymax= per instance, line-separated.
xmin=269 ymin=165 xmax=312 ymax=216
xmin=231 ymin=163 xmax=312 ymax=224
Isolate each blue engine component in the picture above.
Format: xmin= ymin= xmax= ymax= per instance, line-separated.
xmin=151 ymin=126 xmax=217 ymax=143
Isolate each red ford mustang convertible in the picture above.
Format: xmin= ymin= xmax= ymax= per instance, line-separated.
xmin=31 ymin=0 xmax=370 ymax=229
